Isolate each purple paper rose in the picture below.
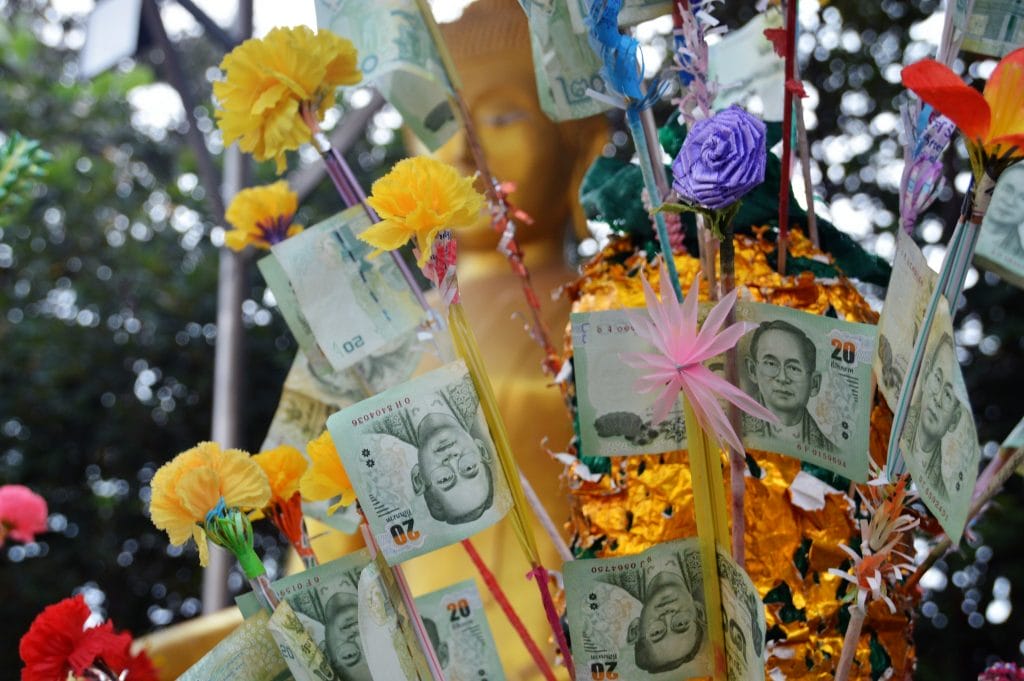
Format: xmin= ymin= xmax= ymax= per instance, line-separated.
xmin=671 ymin=104 xmax=767 ymax=210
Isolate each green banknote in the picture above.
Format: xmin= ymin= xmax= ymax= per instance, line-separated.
xmin=260 ymin=334 xmax=435 ymax=535
xmin=572 ymin=303 xmax=874 ymax=481
xmin=268 ymin=600 xmax=340 ymax=681
xmin=261 ymin=207 xmax=427 ymax=376
xmin=952 ymin=0 xmax=1024 ymax=57
xmin=414 ymin=580 xmax=507 ymax=681
xmin=237 ymin=551 xmax=375 ymax=681
xmin=898 ymin=297 xmax=979 ymax=543
xmin=734 ymin=302 xmax=875 ymax=483
xmin=874 ymin=230 xmax=939 ymax=412
xmin=564 ymin=537 xmax=765 ymax=681
xmin=708 ymin=10 xmax=785 ymax=122
xmin=179 ymin=610 xmax=291 ymax=681
xmin=974 ymin=161 xmax=1024 ymax=291
xmin=314 ymin=0 xmax=458 ymax=150
xmin=518 ymin=0 xmax=611 ymax=121
xmin=327 ymin=360 xmax=512 ymax=565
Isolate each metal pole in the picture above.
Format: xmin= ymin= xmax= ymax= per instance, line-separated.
xmin=202 ymin=0 xmax=252 ymax=615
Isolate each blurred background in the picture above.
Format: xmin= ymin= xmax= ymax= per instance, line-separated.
xmin=1 ymin=0 xmax=1022 ymax=678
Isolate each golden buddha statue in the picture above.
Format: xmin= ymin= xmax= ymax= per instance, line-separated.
xmin=141 ymin=1 xmax=608 ymax=678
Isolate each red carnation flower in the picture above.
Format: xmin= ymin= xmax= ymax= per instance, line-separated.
xmin=19 ymin=595 xmax=133 ymax=681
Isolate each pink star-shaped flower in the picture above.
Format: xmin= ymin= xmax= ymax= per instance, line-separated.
xmin=620 ymin=264 xmax=778 ymax=454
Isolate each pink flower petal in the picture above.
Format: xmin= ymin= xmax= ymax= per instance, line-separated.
xmin=688 ymin=364 xmax=780 ymax=425
xmin=650 ymin=379 xmax=684 ymax=425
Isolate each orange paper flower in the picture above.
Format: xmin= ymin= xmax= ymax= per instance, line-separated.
xmin=299 ymin=431 xmax=356 ymax=514
xmin=149 ymin=442 xmax=270 ymax=566
xmin=902 ymin=47 xmax=1024 ymax=177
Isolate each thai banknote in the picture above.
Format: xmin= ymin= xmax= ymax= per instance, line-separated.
xmin=573 ymin=308 xmax=690 ymax=457
xmin=268 ymin=600 xmax=340 ymax=681
xmin=314 ymin=0 xmax=458 ymax=150
xmin=237 ymin=551 xmax=376 ymax=681
xmin=974 ymin=161 xmax=1024 ymax=290
xmin=899 ymin=297 xmax=979 ymax=543
xmin=874 ymin=230 xmax=940 ymax=411
xmin=327 ymin=360 xmax=512 ymax=564
xmin=260 ymin=332 xmax=439 ymax=534
xmin=179 ymin=610 xmax=291 ymax=681
xmin=261 ymin=206 xmax=427 ymax=375
xmin=518 ymin=0 xmax=611 ymax=121
xmin=708 ymin=10 xmax=785 ymax=122
xmin=734 ymin=302 xmax=875 ymax=483
xmin=564 ymin=537 xmax=765 ymax=681
xmin=572 ymin=303 xmax=874 ymax=481
xmin=952 ymin=0 xmax=1024 ymax=58
xmin=414 ymin=580 xmax=507 ymax=681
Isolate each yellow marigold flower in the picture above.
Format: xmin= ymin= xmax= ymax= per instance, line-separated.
xmin=149 ymin=441 xmax=270 ymax=566
xmin=299 ymin=431 xmax=356 ymax=514
xmin=362 ymin=157 xmax=486 ymax=266
xmin=224 ymin=181 xmax=303 ymax=251
xmin=252 ymin=445 xmax=307 ymax=505
xmin=213 ymin=26 xmax=361 ymax=173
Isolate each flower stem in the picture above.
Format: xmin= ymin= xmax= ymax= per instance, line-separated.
xmin=835 ymin=604 xmax=866 ymax=681
xmin=250 ymin=573 xmax=280 ymax=611
xmin=777 ymin=0 xmax=799 ymax=275
xmin=301 ymin=102 xmax=436 ymax=320
xmin=682 ymin=396 xmax=729 ymax=681
xmin=718 ymin=219 xmax=746 ymax=565
xmin=625 ymin=106 xmax=684 ymax=302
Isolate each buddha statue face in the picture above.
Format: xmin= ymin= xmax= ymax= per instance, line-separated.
xmin=411 ymin=0 xmax=607 ymax=251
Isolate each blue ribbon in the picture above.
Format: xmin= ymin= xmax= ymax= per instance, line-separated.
xmin=586 ymin=0 xmax=668 ymax=111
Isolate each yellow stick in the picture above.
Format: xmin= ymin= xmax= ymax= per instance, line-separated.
xmin=448 ymin=301 xmax=540 ymax=563
xmin=682 ymin=397 xmax=729 ymax=681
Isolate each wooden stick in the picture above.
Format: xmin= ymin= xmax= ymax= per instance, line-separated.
xmin=683 ymin=398 xmax=729 ymax=681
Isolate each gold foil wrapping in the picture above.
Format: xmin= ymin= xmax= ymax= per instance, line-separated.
xmin=564 ymin=232 xmax=915 ymax=679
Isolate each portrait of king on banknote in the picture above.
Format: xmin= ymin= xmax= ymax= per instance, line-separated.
xmin=564 ymin=537 xmax=766 ymax=681
xmin=899 ymin=298 xmax=980 ymax=543
xmin=736 ymin=302 xmax=874 ymax=482
xmin=415 ymin=580 xmax=507 ymax=681
xmin=328 ymin=361 xmax=512 ymax=564
xmin=237 ymin=551 xmax=375 ymax=681
xmin=975 ymin=160 xmax=1024 ymax=290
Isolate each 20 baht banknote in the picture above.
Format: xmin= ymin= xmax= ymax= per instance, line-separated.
xmin=415 ymin=580 xmax=507 ymax=681
xmin=573 ymin=302 xmax=874 ymax=481
xmin=564 ymin=537 xmax=765 ymax=681
xmin=237 ymin=551 xmax=373 ymax=681
xmin=327 ymin=361 xmax=512 ymax=565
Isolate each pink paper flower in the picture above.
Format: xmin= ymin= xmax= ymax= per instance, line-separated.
xmin=0 ymin=484 xmax=48 ymax=546
xmin=621 ymin=264 xmax=778 ymax=453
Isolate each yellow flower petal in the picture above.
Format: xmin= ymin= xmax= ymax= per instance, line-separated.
xmin=361 ymin=157 xmax=485 ymax=263
xmin=213 ymin=26 xmax=361 ymax=172
xmin=224 ymin=181 xmax=300 ymax=250
xmin=253 ymin=445 xmax=308 ymax=504
xmin=299 ymin=431 xmax=356 ymax=513
xmin=148 ymin=441 xmax=270 ymax=565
